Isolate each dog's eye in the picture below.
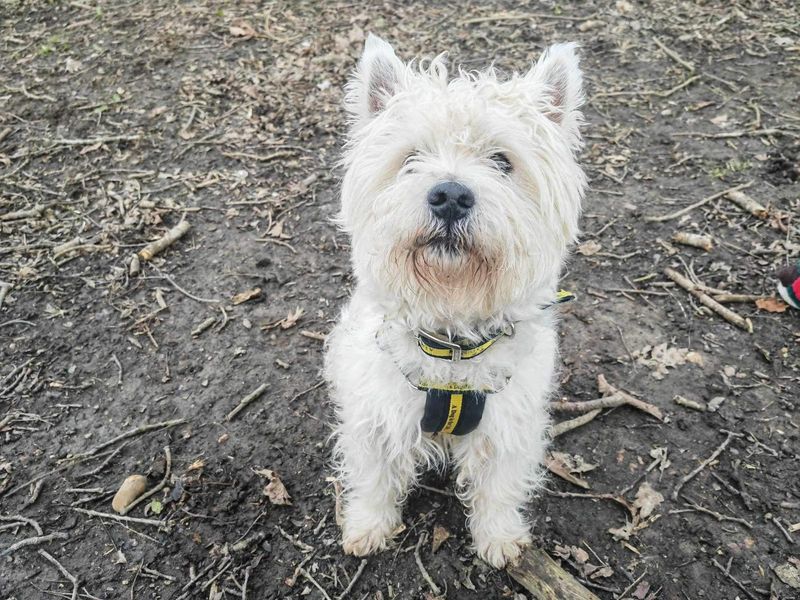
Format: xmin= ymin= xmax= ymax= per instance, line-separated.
xmin=490 ymin=152 xmax=513 ymax=174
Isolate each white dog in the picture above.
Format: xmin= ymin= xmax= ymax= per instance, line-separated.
xmin=324 ymin=34 xmax=586 ymax=568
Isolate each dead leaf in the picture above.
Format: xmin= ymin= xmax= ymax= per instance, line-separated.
xmin=570 ymin=546 xmax=589 ymax=564
xmin=550 ymin=451 xmax=598 ymax=474
xmin=774 ymin=563 xmax=800 ymax=590
xmin=577 ymin=240 xmax=602 ymax=256
xmin=633 ymin=343 xmax=704 ymax=379
xmin=232 ymin=287 xmax=261 ymax=305
xmin=755 ymin=297 xmax=789 ymax=313
xmin=268 ymin=220 xmax=291 ymax=239
xmin=431 ymin=525 xmax=450 ymax=553
xmin=633 ymin=580 xmax=652 ymax=600
xmin=65 ymin=57 xmax=83 ymax=73
xmin=608 ymin=522 xmax=634 ymax=541
xmin=633 ymin=481 xmax=664 ymax=519
xmin=280 ymin=307 xmax=304 ymax=330
xmin=256 ymin=468 xmax=292 ymax=505
xmin=229 ymin=20 xmax=257 ymax=38
xmin=589 ymin=565 xmax=614 ymax=579
xmin=545 ymin=454 xmax=590 ymax=489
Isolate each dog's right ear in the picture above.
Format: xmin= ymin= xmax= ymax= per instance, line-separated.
xmin=346 ymin=34 xmax=404 ymax=126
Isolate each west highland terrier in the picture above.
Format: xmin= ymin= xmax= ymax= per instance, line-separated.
xmin=324 ymin=34 xmax=587 ymax=568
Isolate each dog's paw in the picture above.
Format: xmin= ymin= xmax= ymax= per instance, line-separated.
xmin=474 ymin=534 xmax=531 ymax=569
xmin=341 ymin=525 xmax=393 ymax=556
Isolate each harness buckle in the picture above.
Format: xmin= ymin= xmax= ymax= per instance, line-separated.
xmin=416 ymin=329 xmax=463 ymax=362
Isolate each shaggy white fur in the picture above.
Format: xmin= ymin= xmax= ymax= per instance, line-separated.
xmin=324 ymin=34 xmax=587 ymax=568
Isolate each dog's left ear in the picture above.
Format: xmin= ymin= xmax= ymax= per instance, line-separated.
xmin=528 ymin=43 xmax=583 ymax=128
xmin=346 ymin=34 xmax=405 ymax=127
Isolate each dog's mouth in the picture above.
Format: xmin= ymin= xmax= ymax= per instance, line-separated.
xmin=418 ymin=224 xmax=471 ymax=257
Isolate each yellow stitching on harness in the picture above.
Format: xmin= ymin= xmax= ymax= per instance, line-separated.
xmin=417 ymin=334 xmax=500 ymax=360
xmin=441 ymin=393 xmax=463 ymax=434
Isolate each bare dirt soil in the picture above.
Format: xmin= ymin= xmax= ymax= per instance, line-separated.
xmin=1 ymin=1 xmax=799 ymax=599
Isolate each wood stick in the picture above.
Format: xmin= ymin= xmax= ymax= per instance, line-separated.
xmin=507 ymin=545 xmax=601 ymax=600
xmin=38 ymin=550 xmax=79 ymax=600
xmin=664 ymin=268 xmax=753 ymax=333
xmin=672 ymin=430 xmax=738 ymax=500
xmin=0 ymin=514 xmax=42 ymax=535
xmin=652 ymin=35 xmax=695 ymax=72
xmin=336 ymin=559 xmax=368 ymax=600
xmin=63 ymin=419 xmax=185 ymax=461
xmin=644 ymin=181 xmax=753 ymax=222
xmin=414 ymin=532 xmax=441 ymax=596
xmin=712 ymin=293 xmax=769 ymax=304
xmin=550 ymin=409 xmax=602 ymax=437
xmin=138 ymin=220 xmax=191 ymax=261
xmin=726 ymin=189 xmax=768 ymax=218
xmin=0 ymin=532 xmax=69 ymax=557
xmin=72 ymin=507 xmax=170 ymax=529
xmin=596 ymin=375 xmax=665 ymax=421
xmin=551 ymin=389 xmax=664 ymax=421
xmin=0 ymin=205 xmax=42 ymax=221
xmin=226 ymin=383 xmax=269 ymax=421
xmin=672 ymin=231 xmax=713 ymax=251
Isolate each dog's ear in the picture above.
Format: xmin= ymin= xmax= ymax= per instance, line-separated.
xmin=346 ymin=34 xmax=404 ymax=125
xmin=528 ymin=43 xmax=583 ymax=127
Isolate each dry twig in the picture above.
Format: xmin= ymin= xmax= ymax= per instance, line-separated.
xmin=664 ymin=268 xmax=753 ymax=333
xmin=414 ymin=532 xmax=442 ymax=596
xmin=672 ymin=430 xmax=740 ymax=500
xmin=138 ymin=220 xmax=191 ymax=261
xmin=226 ymin=383 xmax=269 ymax=421
xmin=644 ymin=181 xmax=753 ymax=222
xmin=38 ymin=549 xmax=79 ymax=600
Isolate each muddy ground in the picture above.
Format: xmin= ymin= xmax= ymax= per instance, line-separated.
xmin=1 ymin=1 xmax=799 ymax=599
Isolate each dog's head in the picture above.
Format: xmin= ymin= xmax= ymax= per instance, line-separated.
xmin=339 ymin=35 xmax=586 ymax=323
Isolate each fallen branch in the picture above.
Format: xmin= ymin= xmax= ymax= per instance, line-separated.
xmin=63 ymin=419 xmax=185 ymax=462
xmin=0 ymin=205 xmax=43 ymax=221
xmin=652 ymin=35 xmax=695 ymax=72
xmin=550 ymin=409 xmax=602 ymax=437
xmin=672 ymin=231 xmax=713 ymax=251
xmin=598 ymin=375 xmax=664 ymax=421
xmin=138 ymin=220 xmax=191 ymax=261
xmin=300 ymin=568 xmax=333 ymax=600
xmin=551 ymin=382 xmax=664 ymax=421
xmin=664 ymin=268 xmax=753 ymax=333
xmin=38 ymin=549 xmax=79 ymax=600
xmin=0 ymin=514 xmax=42 ymax=535
xmin=414 ymin=532 xmax=442 ymax=596
xmin=0 ymin=532 xmax=69 ymax=557
xmin=672 ymin=430 xmax=739 ymax=500
xmin=644 ymin=181 xmax=753 ymax=222
xmin=725 ymin=189 xmax=768 ymax=218
xmin=72 ymin=507 xmax=170 ymax=529
xmin=226 ymin=383 xmax=269 ymax=421
xmin=507 ymin=545 xmax=601 ymax=600
xmin=337 ymin=559 xmax=368 ymax=600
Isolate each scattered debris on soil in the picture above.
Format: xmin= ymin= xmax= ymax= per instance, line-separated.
xmin=1 ymin=1 xmax=798 ymax=599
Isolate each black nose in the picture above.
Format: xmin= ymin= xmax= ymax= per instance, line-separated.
xmin=427 ymin=181 xmax=475 ymax=223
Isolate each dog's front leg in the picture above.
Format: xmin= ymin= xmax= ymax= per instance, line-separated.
xmin=335 ymin=425 xmax=418 ymax=556
xmin=454 ymin=424 xmax=547 ymax=568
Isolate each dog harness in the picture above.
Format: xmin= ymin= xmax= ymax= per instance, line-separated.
xmin=416 ymin=290 xmax=576 ymax=436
